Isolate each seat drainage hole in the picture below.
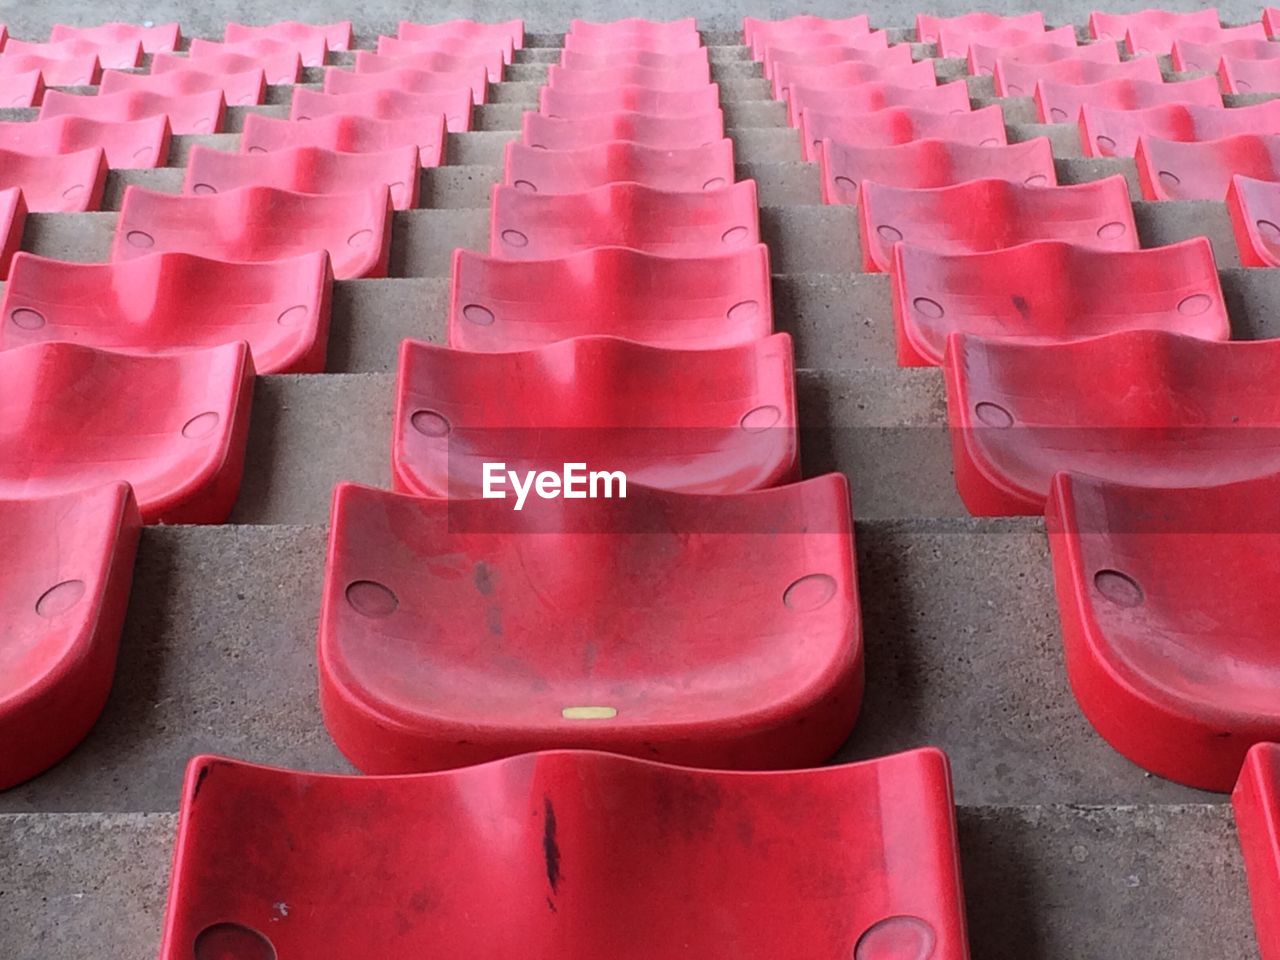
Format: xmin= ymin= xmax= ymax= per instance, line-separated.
xmin=410 ymin=409 xmax=451 ymax=437
xmin=347 ymin=229 xmax=373 ymax=248
xmin=876 ymin=224 xmax=903 ymax=243
xmin=1257 ymin=219 xmax=1280 ymax=241
xmin=974 ymin=402 xmax=1014 ymax=428
xmin=181 ymin=411 xmax=221 ymax=439
xmin=1095 ymin=135 xmax=1117 ymax=153
xmin=126 ymin=230 xmax=155 ymax=248
xmin=501 ymin=229 xmax=529 ymax=248
xmin=1096 ymin=221 xmax=1127 ymax=240
xmin=1157 ymin=171 xmax=1181 ymax=188
xmin=702 ymin=177 xmax=727 ymax=190
xmin=740 ymin=404 xmax=781 ymax=432
xmin=191 ymin=183 xmax=218 ymax=194
xmin=277 ymin=305 xmax=308 ymax=326
xmin=727 ymin=300 xmax=759 ymax=322
xmin=10 ymin=308 xmax=45 ymax=329
xmin=1049 ymin=107 xmax=1069 ymax=122
xmin=721 ymin=225 xmax=749 ymax=244
xmin=1176 ymin=294 xmax=1212 ymax=316
xmin=36 ymin=580 xmax=85 ymax=618
xmin=854 ymin=915 xmax=936 ymax=960
xmin=783 ymin=574 xmax=837 ymax=611
xmin=834 ymin=175 xmax=858 ymax=195
xmin=346 ymin=580 xmax=399 ymax=618
xmin=513 ymin=179 xmax=537 ymax=192
xmin=913 ymin=298 xmax=944 ymax=319
xmin=193 ymin=922 xmax=277 ymax=960
xmin=463 ymin=304 xmax=496 ymax=325
xmin=1094 ymin=569 xmax=1144 ymax=608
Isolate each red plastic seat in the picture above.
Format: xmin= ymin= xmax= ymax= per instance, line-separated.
xmin=377 ymin=36 xmax=516 ymax=73
xmin=449 ymin=245 xmax=771 ymax=350
xmin=0 ymin=147 xmax=106 ymax=212
xmin=790 ymin=81 xmax=972 ymax=128
xmin=773 ymin=59 xmax=938 ymax=105
xmin=1125 ymin=21 xmax=1263 ymax=57
xmin=0 ymin=483 xmax=141 ymax=791
xmin=1047 ymin=476 xmax=1280 ymax=792
xmin=768 ymin=44 xmax=915 ymax=96
xmin=1171 ymin=36 xmax=1280 ymax=72
xmin=801 ymin=105 xmax=1006 ymax=162
xmin=490 ymin=180 xmax=759 ymax=260
xmin=891 ymin=237 xmax=1228 ymax=366
xmin=99 ymin=67 xmax=266 ymax=107
xmin=0 ymin=71 xmax=45 ymax=109
xmin=1 ymin=250 xmax=332 ymax=374
xmin=1234 ymin=743 xmax=1280 ymax=959
xmin=936 ymin=21 xmax=1066 ymax=59
xmin=355 ymin=49 xmax=505 ymax=86
xmin=1081 ymin=100 xmax=1280 ymax=157
xmin=0 ymin=53 xmax=100 ymax=86
xmin=0 ymin=115 xmax=169 ymax=169
xmin=184 ymin=144 xmax=420 ymax=210
xmin=113 ymin=185 xmax=393 ymax=280
xmin=561 ymin=32 xmax=703 ymax=55
xmin=1228 ymin=174 xmax=1280 ymax=267
xmin=917 ymin=11 xmax=1044 ymax=43
xmin=858 ymin=175 xmax=1136 ymax=273
xmin=152 ymin=49 xmax=302 ymax=87
xmin=321 ymin=475 xmax=858 ymax=772
xmin=966 ymin=31 xmax=1091 ymax=76
xmin=944 ymin=330 xmax=1280 ymax=516
xmin=49 ymin=21 xmax=180 ymax=53
xmin=504 ymin=140 xmax=734 ymax=194
xmin=761 ymin=32 xmax=895 ymax=80
xmin=539 ymin=84 xmax=719 ymax=120
xmin=4 ymin=37 xmax=141 ymax=70
xmin=157 ymin=747 xmax=966 ymax=960
xmin=743 ymin=15 xmax=872 ymax=59
xmin=1136 ymin=134 xmax=1280 ymax=200
xmin=290 ymin=86 xmax=472 ymax=133
xmin=994 ymin=56 xmax=1161 ymax=98
xmin=395 ymin=334 xmax=797 ymax=497
xmin=323 ymin=65 xmax=487 ymax=106
xmin=521 ymin=110 xmax=724 ymax=150
xmin=189 ymin=35 xmax=326 ymax=69
xmin=1037 ymin=75 xmax=1221 ymax=123
xmin=821 ymin=137 xmax=1055 ymax=204
xmin=559 ymin=46 xmax=709 ymax=72
xmin=0 ymin=341 xmax=254 ymax=523
xmin=397 ymin=18 xmax=524 ymax=59
xmin=1089 ymin=8 xmax=1220 ymax=42
xmin=0 ymin=188 xmax=26 ymax=280
xmin=240 ymin=113 xmax=446 ymax=168
xmin=224 ymin=20 xmax=352 ymax=52
xmin=546 ymin=63 xmax=712 ymax=93
xmin=569 ymin=17 xmax=698 ymax=40
xmin=1220 ymin=56 xmax=1280 ymax=94
xmin=40 ymin=88 xmax=226 ymax=136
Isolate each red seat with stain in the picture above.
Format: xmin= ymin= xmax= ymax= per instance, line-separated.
xmin=113 ymin=185 xmax=393 ymax=280
xmin=50 ymin=21 xmax=180 ymax=53
xmin=240 ymin=113 xmax=446 ymax=168
xmin=545 ymin=63 xmax=712 ymax=93
xmin=1048 ymin=476 xmax=1280 ymax=793
xmin=189 ymin=35 xmax=326 ymax=69
xmin=157 ymin=748 xmax=967 ymax=960
xmin=1081 ymin=100 xmax=1280 ymax=157
xmin=820 ymin=138 xmax=1055 ymax=204
xmin=5 ymin=37 xmax=141 ymax=69
xmin=559 ymin=46 xmax=709 ymax=72
xmin=0 ymin=115 xmax=170 ymax=169
xmin=0 ymin=71 xmax=45 ymax=109
xmin=1089 ymin=8 xmax=1221 ymax=43
xmin=185 ymin=144 xmax=420 ymax=210
xmin=1234 ymin=743 xmax=1280 ymax=960
xmin=0 ymin=341 xmax=254 ymax=523
xmin=1125 ymin=21 xmax=1263 ymax=57
xmin=790 ymin=82 xmax=972 ymax=128
xmin=743 ymin=14 xmax=871 ymax=54
xmin=397 ymin=19 xmax=524 ymax=61
xmin=936 ymin=21 xmax=1065 ymax=58
xmin=0 ymin=250 xmax=332 ymax=374
xmin=1228 ymin=174 xmax=1280 ymax=267
xmin=490 ymin=180 xmax=759 ymax=260
xmin=503 ymin=140 xmax=734 ymax=194
xmin=394 ymin=334 xmax=797 ymax=498
xmin=944 ymin=330 xmax=1280 ymax=516
xmin=761 ymin=32 xmax=896 ymax=80
xmin=521 ymin=110 xmax=724 ymax=150
xmin=355 ymin=49 xmax=505 ymax=86
xmin=99 ymin=67 xmax=266 ymax=108
xmin=1035 ymin=75 xmax=1221 ymax=124
xmin=224 ymin=20 xmax=352 ymax=51
xmin=891 ymin=237 xmax=1228 ymax=366
xmin=323 ymin=65 xmax=487 ymax=106
xmin=561 ymin=31 xmax=704 ymax=55
xmin=995 ymin=56 xmax=1161 ymax=98
xmin=858 ymin=175 xmax=1136 ymax=273
xmin=377 ymin=35 xmax=516 ymax=73
xmin=1172 ymin=37 xmax=1280 ymax=72
xmin=800 ymin=105 xmax=1007 ymax=162
xmin=0 ymin=483 xmax=140 ymax=791
xmin=290 ymin=86 xmax=472 ymax=133
xmin=320 ymin=475 xmax=859 ymax=772
xmin=0 ymin=147 xmax=106 ymax=212
xmin=773 ymin=59 xmax=938 ymax=105
xmin=152 ymin=49 xmax=302 ymax=87
xmin=40 ymin=88 xmax=226 ymax=136
xmin=0 ymin=188 xmax=26 ymax=280
xmin=1136 ymin=134 xmax=1280 ymax=200
xmin=967 ymin=32 xmax=1094 ymax=77
xmin=0 ymin=53 xmax=100 ymax=86
xmin=449 ymin=244 xmax=771 ymax=350
xmin=539 ymin=84 xmax=719 ymax=120
xmin=1220 ymin=57 xmax=1280 ymax=94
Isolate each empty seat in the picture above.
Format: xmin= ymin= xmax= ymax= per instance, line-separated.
xmin=995 ymin=56 xmax=1161 ymax=98
xmin=1171 ymin=36 xmax=1280 ymax=72
xmin=152 ymin=49 xmax=302 ymax=86
xmin=761 ymin=32 xmax=896 ymax=80
xmin=0 ymin=188 xmax=26 ymax=280
xmin=821 ymin=137 xmax=1056 ymax=203
xmin=559 ymin=46 xmax=709 ymax=71
xmin=0 ymin=71 xmax=45 ymax=109
xmin=490 ymin=180 xmax=759 ymax=260
xmin=1125 ymin=21 xmax=1264 ymax=57
xmin=1048 ymin=475 xmax=1280 ymax=792
xmin=398 ymin=18 xmax=524 ymax=59
xmin=743 ymin=14 xmax=872 ymax=59
xmin=1137 ymin=134 xmax=1280 ymax=200
xmin=0 ymin=115 xmax=170 ymax=168
xmin=773 ymin=59 xmax=938 ymax=104
xmin=937 ymin=21 xmax=1068 ymax=59
xmin=1035 ymin=75 xmax=1221 ymax=124
xmin=0 ymin=53 xmax=100 ymax=86
xmin=545 ymin=63 xmax=712 ymax=93
xmin=114 ymin=185 xmax=393 ymax=280
xmin=801 ymin=104 xmax=1007 ymax=162
xmin=1 ymin=250 xmax=332 ymax=374
xmin=290 ymin=86 xmax=472 ymax=134
xmin=449 ymin=245 xmax=772 ymax=350
xmin=50 ymin=21 xmax=180 ymax=53
xmin=394 ymin=334 xmax=797 ymax=497
xmin=1233 ymin=743 xmax=1280 ymax=960
xmin=0 ymin=341 xmax=254 ymax=523
xmin=99 ymin=67 xmax=266 ymax=107
xmin=1090 ymin=8 xmax=1221 ymax=43
xmin=967 ymin=32 xmax=1099 ymax=77
xmin=224 ymin=20 xmax=352 ymax=51
xmin=40 ymin=88 xmax=226 ymax=136
xmin=0 ymin=147 xmax=106 ymax=212
xmin=321 ymin=475 xmax=858 ymax=772
xmin=377 ymin=35 xmax=516 ymax=73
xmin=918 ymin=11 xmax=1044 ymax=43
xmin=504 ymin=140 xmax=735 ymax=194
xmin=540 ymin=84 xmax=719 ymax=120
xmin=789 ymin=81 xmax=972 ymax=128
xmin=355 ymin=49 xmax=505 ymax=86
xmin=323 ymin=65 xmax=487 ymax=106
xmin=1220 ymin=56 xmax=1280 ymax=94
xmin=561 ymin=31 xmax=703 ymax=55
xmin=189 ymin=35 xmax=326 ymax=69
xmin=0 ymin=483 xmax=141 ymax=791
xmin=858 ymin=175 xmax=1137 ymax=272
xmin=521 ymin=110 xmax=725 ymax=150
xmin=1228 ymin=174 xmax=1280 ymax=267
xmin=5 ymin=37 xmax=141 ymax=69
xmin=569 ymin=17 xmax=698 ymax=39
xmin=891 ymin=237 xmax=1228 ymax=366
xmin=240 ymin=113 xmax=446 ymax=168
xmin=768 ymin=45 xmax=917 ymax=95
xmin=944 ymin=330 xmax=1280 ymax=515
xmin=1082 ymin=100 xmax=1280 ymax=157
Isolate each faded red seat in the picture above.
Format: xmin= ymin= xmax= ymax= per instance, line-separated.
xmin=1089 ymin=8 xmax=1221 ymax=43
xmin=1171 ymin=36 xmax=1280 ymax=72
xmin=966 ymin=32 xmax=1093 ymax=77
xmin=354 ymin=49 xmax=505 ymax=86
xmin=321 ymin=475 xmax=858 ymax=772
xmin=790 ymin=81 xmax=972 ymax=128
xmin=5 ymin=37 xmax=141 ymax=69
xmin=152 ymin=49 xmax=302 ymax=86
xmin=944 ymin=330 xmax=1280 ymax=515
xmin=891 ymin=237 xmax=1228 ymax=366
xmin=40 ymin=88 xmax=226 ymax=135
xmin=800 ymin=104 xmax=1007 ymax=161
xmin=504 ymin=140 xmax=734 ymax=194
xmin=157 ymin=748 xmax=966 ymax=960
xmin=1220 ymin=56 xmax=1280 ymax=94
xmin=184 ymin=144 xmax=420 ymax=210
xmin=1 ymin=250 xmax=332 ymax=374
xmin=1081 ymin=100 xmax=1280 ymax=156
xmin=394 ymin=334 xmax=797 ymax=497
xmin=0 ymin=341 xmax=254 ymax=523
xmin=858 ymin=175 xmax=1137 ymax=273
xmin=377 ymin=35 xmax=516 ymax=73
xmin=773 ymin=59 xmax=938 ymax=104
xmin=0 ymin=147 xmax=106 ymax=212
xmin=99 ymin=67 xmax=266 ymax=107
xmin=570 ymin=17 xmax=697 ymax=38
xmin=0 ymin=188 xmax=26 ymax=280
xmin=0 ymin=53 xmax=100 ymax=86
xmin=761 ymin=32 xmax=897 ymax=80
xmin=918 ymin=10 xmax=1044 ymax=43
xmin=1035 ymin=75 xmax=1221 ymax=124
xmin=0 ymin=71 xmax=45 ymax=109
xmin=224 ymin=20 xmax=352 ymax=51
xmin=113 ymin=185 xmax=393 ymax=280
xmin=1137 ymin=134 xmax=1280 ymax=200
xmin=768 ymin=45 xmax=915 ymax=96
xmin=189 ymin=35 xmax=326 ymax=69
xmin=559 ymin=46 xmax=709 ymax=71
xmin=1125 ymin=21 xmax=1263 ymax=57
xmin=1234 ymin=743 xmax=1280 ymax=957
xmin=937 ymin=21 xmax=1068 ymax=58
xmin=290 ymin=86 xmax=472 ymax=133
xmin=397 ymin=18 xmax=525 ymax=60
xmin=490 ymin=180 xmax=759 ymax=260
xmin=521 ymin=110 xmax=724 ymax=150
xmin=0 ymin=483 xmax=140 ymax=791
xmin=743 ymin=14 xmax=872 ymax=59
xmin=0 ymin=115 xmax=170 ymax=168
xmin=1048 ymin=477 xmax=1280 ymax=793
xmin=50 ymin=21 xmax=180 ymax=53
xmin=240 ymin=113 xmax=446 ymax=168
xmin=1228 ymin=174 xmax=1280 ymax=267
xmin=994 ymin=56 xmax=1161 ymax=98
xmin=323 ymin=64 xmax=487 ymax=106
xmin=539 ymin=84 xmax=719 ymax=120
xmin=561 ymin=31 xmax=703 ymax=55
xmin=449 ymin=245 xmax=771 ymax=350
xmin=545 ymin=63 xmax=712 ymax=92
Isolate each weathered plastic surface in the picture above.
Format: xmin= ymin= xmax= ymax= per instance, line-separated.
xmin=761 ymin=31 xmax=895 ymax=80
xmin=1 ymin=250 xmax=333 ymax=374
xmin=240 ymin=113 xmax=446 ymax=168
xmin=1220 ymin=56 xmax=1280 ymax=94
xmin=393 ymin=334 xmax=798 ymax=498
xmin=40 ymin=88 xmax=226 ymax=136
xmin=1228 ymin=174 xmax=1280 ymax=267
xmin=113 ymin=185 xmax=393 ymax=280
xmin=560 ymin=24 xmax=703 ymax=55
xmin=377 ymin=35 xmax=516 ymax=74
xmin=1089 ymin=7 xmax=1221 ymax=44
xmin=568 ymin=17 xmax=698 ymax=37
xmin=355 ymin=49 xmax=505 ymax=86
xmin=189 ymin=34 xmax=326 ymax=69
xmin=967 ymin=32 xmax=1095 ymax=77
xmin=49 ymin=21 xmax=180 ymax=53
xmin=397 ymin=18 xmax=524 ymax=62
xmin=1081 ymin=99 xmax=1280 ymax=157
xmin=504 ymin=140 xmax=735 ymax=194
xmin=1035 ymin=75 xmax=1222 ymax=124
xmin=539 ymin=84 xmax=720 ymax=120
xmin=0 ymin=146 xmax=107 ymax=212
xmin=490 ymin=180 xmax=759 ymax=259
xmin=0 ymin=71 xmax=44 ymax=109
xmin=5 ymin=37 xmax=141 ymax=69
xmin=917 ymin=10 xmax=1044 ymax=43
xmin=936 ymin=19 xmax=1065 ymax=58
xmin=320 ymin=475 xmax=860 ymax=772
xmin=290 ymin=86 xmax=472 ymax=133
xmin=1125 ymin=20 xmax=1264 ymax=57
xmin=1136 ymin=133 xmax=1280 ymax=201
xmin=1234 ymin=743 xmax=1280 ymax=960
xmin=743 ymin=14 xmax=872 ymax=59
xmin=0 ymin=115 xmax=170 ymax=169
xmin=1172 ymin=36 xmax=1280 ymax=72
xmin=0 ymin=187 xmax=26 ymax=281
xmin=559 ymin=46 xmax=709 ymax=71
xmin=891 ymin=237 xmax=1229 ymax=366
xmin=800 ymin=104 xmax=1007 ymax=162
xmin=224 ymin=19 xmax=353 ymax=51
xmin=0 ymin=53 xmax=100 ymax=86
xmin=152 ymin=49 xmax=302 ymax=86
xmin=98 ymin=66 xmax=267 ymax=107
xmin=790 ymin=81 xmax=972 ymax=128
xmin=521 ymin=110 xmax=725 ymax=150
xmin=858 ymin=175 xmax=1137 ymax=273
xmin=323 ymin=64 xmax=488 ymax=106
xmin=0 ymin=483 xmax=141 ymax=791
xmin=994 ymin=55 xmax=1161 ymax=98
xmin=546 ymin=62 xmax=711 ymax=92
xmin=943 ymin=330 xmax=1280 ymax=515
xmin=449 ymin=244 xmax=772 ymax=350
xmin=774 ymin=58 xmax=939 ymax=105
xmin=0 ymin=341 xmax=254 ymax=523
